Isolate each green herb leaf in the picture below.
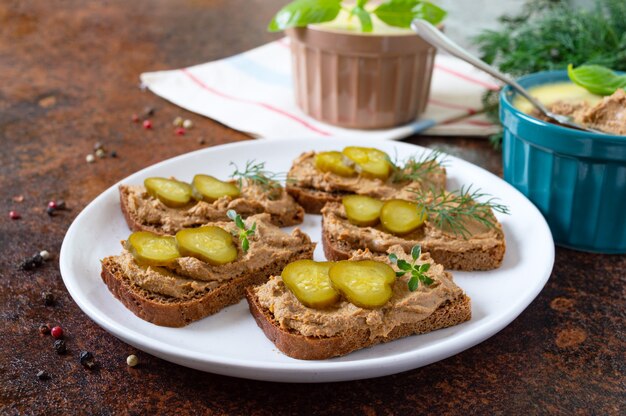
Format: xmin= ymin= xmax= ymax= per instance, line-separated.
xmin=396 ymin=271 xmax=406 ymax=277
xmin=226 ymin=209 xmax=237 ymax=222
xmin=421 ymin=275 xmax=434 ymax=285
xmin=374 ymin=0 xmax=446 ymax=28
xmin=388 ymin=253 xmax=398 ymax=264
xmin=351 ymin=5 xmax=373 ymax=32
xmin=408 ymin=275 xmax=419 ymax=291
xmin=411 ymin=245 xmax=421 ymax=260
xmin=268 ymin=0 xmax=342 ymax=32
xmin=242 ymin=237 xmax=249 ymax=253
xmin=419 ymin=263 xmax=430 ymax=273
xmin=567 ymin=64 xmax=626 ymax=96
xmin=396 ymin=259 xmax=412 ymax=271
xmin=227 ymin=210 xmax=255 ymax=253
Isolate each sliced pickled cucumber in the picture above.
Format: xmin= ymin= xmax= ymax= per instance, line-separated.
xmin=314 ymin=151 xmax=356 ymax=177
xmin=144 ymin=177 xmax=193 ymax=208
xmin=128 ymin=231 xmax=180 ymax=266
xmin=380 ymin=200 xmax=428 ymax=235
xmin=281 ymin=260 xmax=339 ymax=309
xmin=192 ymin=174 xmax=240 ymax=202
xmin=175 ymin=226 xmax=238 ymax=265
xmin=342 ymin=147 xmax=391 ymax=180
xmin=329 ymin=260 xmax=396 ymax=308
xmin=342 ymin=195 xmax=384 ymax=227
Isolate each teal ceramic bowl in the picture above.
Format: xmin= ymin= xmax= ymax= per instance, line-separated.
xmin=500 ymin=71 xmax=626 ymax=253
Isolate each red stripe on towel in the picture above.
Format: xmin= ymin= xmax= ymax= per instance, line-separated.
xmin=428 ymin=98 xmax=477 ymax=114
xmin=434 ymin=64 xmax=500 ymax=91
xmin=180 ymin=68 xmax=331 ymax=136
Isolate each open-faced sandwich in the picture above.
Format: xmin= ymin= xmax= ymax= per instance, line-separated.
xmin=101 ymin=212 xmax=315 ymax=327
xmin=245 ymin=245 xmax=471 ymax=360
xmin=120 ymin=161 xmax=304 ymax=235
xmin=286 ymin=147 xmax=446 ymax=214
xmin=321 ymin=186 xmax=508 ymax=271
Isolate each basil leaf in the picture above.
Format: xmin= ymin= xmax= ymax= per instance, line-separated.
xmin=411 ymin=245 xmax=421 ymax=260
xmin=352 ymin=5 xmax=373 ymax=33
xmin=374 ymin=0 xmax=446 ymax=28
xmin=408 ymin=275 xmax=419 ymax=291
xmin=567 ymin=64 xmax=626 ymax=96
xmin=268 ymin=0 xmax=342 ymax=32
xmin=396 ymin=259 xmax=412 ymax=270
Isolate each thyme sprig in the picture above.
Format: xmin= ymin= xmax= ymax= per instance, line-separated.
xmin=410 ymin=185 xmax=510 ymax=239
xmin=388 ymin=245 xmax=433 ymax=291
xmin=389 ymin=149 xmax=446 ymax=183
xmin=227 ymin=209 xmax=256 ymax=253
xmin=229 ymin=160 xmax=286 ymax=192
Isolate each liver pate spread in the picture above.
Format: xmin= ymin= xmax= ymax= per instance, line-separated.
xmin=322 ymin=201 xmax=504 ymax=254
xmin=254 ymin=247 xmax=465 ymax=339
xmin=122 ymin=180 xmax=302 ymax=234
xmin=287 ymin=151 xmax=446 ymax=198
xmin=539 ymin=89 xmax=626 ymax=135
xmin=115 ymin=214 xmax=312 ymax=300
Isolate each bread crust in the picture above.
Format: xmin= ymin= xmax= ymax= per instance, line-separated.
xmin=101 ymin=245 xmax=315 ymax=327
xmin=119 ymin=185 xmax=305 ymax=235
xmin=285 ymin=185 xmax=345 ymax=215
xmin=245 ymin=287 xmax=471 ymax=360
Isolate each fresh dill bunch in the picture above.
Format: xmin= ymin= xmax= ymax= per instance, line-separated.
xmin=389 ymin=149 xmax=446 ymax=183
xmin=410 ymin=185 xmax=510 ymax=239
xmin=229 ymin=160 xmax=286 ymax=193
xmin=473 ymin=0 xmax=626 ymax=148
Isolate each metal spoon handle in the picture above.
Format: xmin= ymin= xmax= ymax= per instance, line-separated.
xmin=411 ymin=19 xmax=550 ymax=115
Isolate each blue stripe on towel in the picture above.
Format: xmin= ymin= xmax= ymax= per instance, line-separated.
xmin=225 ymin=55 xmax=292 ymax=89
xmin=409 ymin=119 xmax=437 ymax=134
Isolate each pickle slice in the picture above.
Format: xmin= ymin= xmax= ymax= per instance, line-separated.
xmin=144 ymin=177 xmax=193 ymax=208
xmin=192 ymin=174 xmax=240 ymax=202
xmin=281 ymin=260 xmax=340 ymax=309
xmin=314 ymin=151 xmax=356 ymax=177
xmin=380 ymin=200 xmax=428 ymax=235
xmin=342 ymin=195 xmax=384 ymax=227
xmin=128 ymin=231 xmax=180 ymax=266
xmin=342 ymin=147 xmax=391 ymax=180
xmin=175 ymin=226 xmax=238 ymax=265
xmin=329 ymin=260 xmax=396 ymax=308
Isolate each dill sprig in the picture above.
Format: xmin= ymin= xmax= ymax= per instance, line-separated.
xmin=389 ymin=149 xmax=446 ymax=183
xmin=410 ymin=185 xmax=510 ymax=239
xmin=229 ymin=160 xmax=286 ymax=192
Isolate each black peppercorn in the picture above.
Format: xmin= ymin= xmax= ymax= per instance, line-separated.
xmin=19 ymin=257 xmax=37 ymax=270
xmin=110 ymin=151 xmax=117 ymax=158
xmin=56 ymin=200 xmax=66 ymax=210
xmin=79 ymin=351 xmax=96 ymax=369
xmin=39 ymin=323 xmax=51 ymax=335
xmin=42 ymin=291 xmax=54 ymax=306
xmin=54 ymin=339 xmax=67 ymax=354
xmin=46 ymin=206 xmax=56 ymax=216
xmin=143 ymin=106 xmax=155 ymax=117
xmin=32 ymin=253 xmax=44 ymax=266
xmin=36 ymin=370 xmax=50 ymax=380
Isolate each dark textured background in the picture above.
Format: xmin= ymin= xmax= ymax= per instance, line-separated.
xmin=1 ymin=1 xmax=624 ymax=414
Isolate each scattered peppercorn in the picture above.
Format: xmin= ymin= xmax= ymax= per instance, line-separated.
xmin=9 ymin=210 xmax=20 ymax=220
xmin=173 ymin=116 xmax=183 ymax=127
xmin=198 ymin=138 xmax=206 ymax=145
xmin=56 ymin=200 xmax=66 ymax=210
xmin=47 ymin=201 xmax=57 ymax=210
xmin=126 ymin=354 xmax=139 ymax=367
xmin=51 ymin=326 xmax=63 ymax=339
xmin=32 ymin=253 xmax=44 ymax=266
xmin=54 ymin=339 xmax=67 ymax=355
xmin=175 ymin=127 xmax=185 ymax=136
xmin=143 ymin=120 xmax=152 ymax=129
xmin=86 ymin=154 xmax=95 ymax=163
xmin=19 ymin=253 xmax=45 ymax=270
xmin=79 ymin=351 xmax=96 ymax=369
xmin=95 ymin=148 xmax=106 ymax=159
xmin=132 ymin=114 xmax=140 ymax=123
xmin=36 ymin=370 xmax=50 ymax=380
xmin=182 ymin=119 xmax=193 ymax=129
xmin=42 ymin=291 xmax=55 ymax=306
xmin=46 ymin=206 xmax=56 ymax=216
xmin=12 ymin=195 xmax=25 ymax=203
xmin=143 ymin=106 xmax=155 ymax=117
xmin=39 ymin=323 xmax=51 ymax=335
xmin=110 ymin=151 xmax=117 ymax=158
xmin=40 ymin=250 xmax=51 ymax=260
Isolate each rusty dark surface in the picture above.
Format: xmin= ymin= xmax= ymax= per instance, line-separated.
xmin=1 ymin=1 xmax=624 ymax=415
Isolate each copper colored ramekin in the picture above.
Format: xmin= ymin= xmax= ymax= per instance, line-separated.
xmin=286 ymin=26 xmax=435 ymax=129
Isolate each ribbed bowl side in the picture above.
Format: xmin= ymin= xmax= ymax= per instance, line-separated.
xmin=289 ymin=34 xmax=435 ymax=129
xmin=503 ymin=129 xmax=626 ymax=253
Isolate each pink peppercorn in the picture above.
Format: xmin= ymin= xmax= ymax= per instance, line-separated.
xmin=143 ymin=120 xmax=152 ymax=129
xmin=175 ymin=127 xmax=186 ymax=136
xmin=51 ymin=326 xmax=63 ymax=339
xmin=47 ymin=201 xmax=57 ymax=210
xmin=9 ymin=210 xmax=20 ymax=220
xmin=132 ymin=114 xmax=140 ymax=123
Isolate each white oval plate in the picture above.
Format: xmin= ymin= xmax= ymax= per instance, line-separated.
xmin=60 ymin=138 xmax=554 ymax=383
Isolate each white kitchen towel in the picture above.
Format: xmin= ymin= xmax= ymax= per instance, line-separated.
xmin=140 ymin=38 xmax=501 ymax=140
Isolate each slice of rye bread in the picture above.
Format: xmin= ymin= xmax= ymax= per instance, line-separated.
xmin=286 ymin=151 xmax=447 ymax=215
xmin=245 ymin=288 xmax=471 ymax=360
xmin=100 ymin=219 xmax=316 ymax=327
xmin=119 ymin=184 xmax=305 ymax=235
xmin=321 ymin=202 xmax=505 ymax=271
